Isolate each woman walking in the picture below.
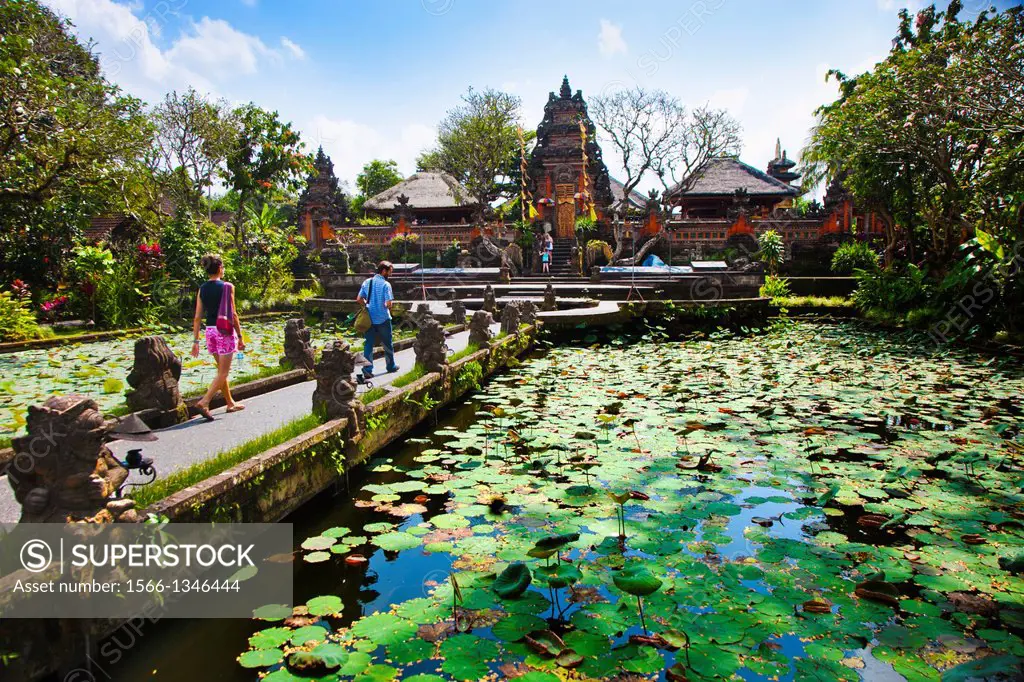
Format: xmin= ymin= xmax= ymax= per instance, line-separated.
xmin=191 ymin=254 xmax=245 ymax=421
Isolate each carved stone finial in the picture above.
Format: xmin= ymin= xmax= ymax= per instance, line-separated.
xmin=500 ymin=302 xmax=521 ymax=335
xmin=469 ymin=310 xmax=494 ymax=348
xmin=520 ymin=300 xmax=538 ymax=326
xmin=413 ymin=314 xmax=448 ymax=375
xmin=281 ymin=319 xmax=315 ymax=372
xmin=10 ymin=396 xmax=128 ymax=523
xmin=543 ymin=282 xmax=557 ymax=312
xmin=312 ymin=340 xmax=364 ymax=438
xmin=483 ymin=285 xmax=497 ymax=313
xmin=450 ymin=299 xmax=467 ymax=324
xmin=125 ymin=336 xmax=186 ymax=422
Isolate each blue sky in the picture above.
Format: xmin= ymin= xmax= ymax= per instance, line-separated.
xmin=45 ymin=0 xmax=1009 ymax=194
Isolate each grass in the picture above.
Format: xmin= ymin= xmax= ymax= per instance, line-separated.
xmin=773 ymin=295 xmax=855 ymax=308
xmin=0 ymin=436 xmax=11 ymax=451
xmin=449 ymin=343 xmax=481 ymax=363
xmin=391 ymin=363 xmax=429 ymax=388
xmin=360 ymin=387 xmax=388 ymax=404
xmin=129 ymin=413 xmax=323 ymax=508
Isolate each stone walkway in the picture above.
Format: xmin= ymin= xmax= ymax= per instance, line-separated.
xmin=0 ymin=326 xmax=491 ymax=523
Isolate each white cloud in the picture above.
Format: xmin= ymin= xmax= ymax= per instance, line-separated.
xmin=166 ymin=17 xmax=270 ymax=78
xmin=598 ymin=19 xmax=628 ymax=57
xmin=280 ymin=37 xmax=306 ymax=60
xmin=307 ymin=116 xmax=436 ymax=189
xmin=42 ymin=0 xmax=304 ymax=101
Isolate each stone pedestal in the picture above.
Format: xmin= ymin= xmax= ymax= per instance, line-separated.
xmin=281 ymin=318 xmax=315 ymax=372
xmin=469 ymin=311 xmax=494 ymax=348
xmin=9 ymin=396 xmax=133 ymax=523
xmin=311 ymin=340 xmax=364 ymax=439
xmin=483 ymin=285 xmax=497 ymax=313
xmin=500 ymin=302 xmax=521 ymax=335
xmin=413 ymin=314 xmax=449 ymax=375
xmin=125 ymin=336 xmax=187 ymax=426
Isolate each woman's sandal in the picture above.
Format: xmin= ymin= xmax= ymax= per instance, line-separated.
xmin=195 ymin=404 xmax=215 ymax=422
xmin=226 ymin=404 xmax=246 ymax=413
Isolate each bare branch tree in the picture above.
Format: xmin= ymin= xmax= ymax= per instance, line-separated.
xmin=590 ymin=87 xmax=688 ymax=212
xmin=654 ymin=104 xmax=742 ymax=195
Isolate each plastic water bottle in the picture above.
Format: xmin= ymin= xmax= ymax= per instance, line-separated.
xmin=236 ymin=351 xmax=244 ymax=362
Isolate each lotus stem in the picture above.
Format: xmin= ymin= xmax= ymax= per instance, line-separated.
xmin=637 ymin=595 xmax=647 ymax=635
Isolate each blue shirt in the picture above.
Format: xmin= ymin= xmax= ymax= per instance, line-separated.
xmin=358 ymin=274 xmax=394 ymax=324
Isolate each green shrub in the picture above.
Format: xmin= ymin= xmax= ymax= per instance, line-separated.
xmin=440 ymin=241 xmax=462 ymax=268
xmin=831 ymin=241 xmax=880 ymax=275
xmin=759 ymin=275 xmax=791 ymax=300
xmin=0 ymin=291 xmax=48 ymax=342
xmin=585 ymin=240 xmax=613 ymax=268
xmin=757 ymin=230 xmax=784 ymax=275
xmin=852 ymin=264 xmax=930 ymax=312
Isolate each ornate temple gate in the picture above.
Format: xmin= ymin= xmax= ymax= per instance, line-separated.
xmin=555 ymin=183 xmax=576 ymax=238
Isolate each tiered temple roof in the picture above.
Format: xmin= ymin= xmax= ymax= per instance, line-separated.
xmin=526 ymin=76 xmax=614 ymax=210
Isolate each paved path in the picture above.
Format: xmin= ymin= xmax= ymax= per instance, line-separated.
xmin=0 ymin=326 xmax=492 ymax=523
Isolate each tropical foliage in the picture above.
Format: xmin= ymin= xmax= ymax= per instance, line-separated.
xmin=805 ymin=2 xmax=1024 ymax=337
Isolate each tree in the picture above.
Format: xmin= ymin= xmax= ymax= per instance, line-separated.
xmin=590 ymin=88 xmax=740 ymax=264
xmin=803 ymin=2 xmax=1024 ymax=270
xmin=0 ymin=0 xmax=152 ymax=285
xmin=351 ymin=158 xmax=403 ymax=216
xmin=150 ymin=88 xmax=236 ymax=214
xmin=356 ymin=159 xmax=403 ymax=198
xmin=589 ymin=88 xmax=741 ymax=208
xmin=223 ymin=104 xmax=312 ymax=250
xmin=418 ymin=88 xmax=523 ymax=223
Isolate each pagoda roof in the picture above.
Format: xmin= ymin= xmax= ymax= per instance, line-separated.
xmin=666 ymin=156 xmax=800 ymax=198
xmin=364 ymin=172 xmax=476 ymax=211
xmin=609 ymin=177 xmax=648 ymax=210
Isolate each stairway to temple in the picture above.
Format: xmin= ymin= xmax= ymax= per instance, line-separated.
xmin=547 ymin=238 xmax=576 ymax=275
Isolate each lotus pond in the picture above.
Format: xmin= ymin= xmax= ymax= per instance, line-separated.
xmin=0 ymin=316 xmax=386 ymax=440
xmin=113 ymin=321 xmax=1023 ymax=681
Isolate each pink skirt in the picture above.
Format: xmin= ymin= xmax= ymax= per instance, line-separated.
xmin=205 ymin=326 xmax=237 ymax=356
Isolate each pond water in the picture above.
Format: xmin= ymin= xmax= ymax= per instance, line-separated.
xmin=0 ymin=317 xmax=371 ymax=440
xmin=106 ymin=321 xmax=1024 ymax=681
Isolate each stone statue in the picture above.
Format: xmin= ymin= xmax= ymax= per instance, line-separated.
xmin=450 ymin=299 xmax=467 ymax=324
xmin=311 ymin=340 xmax=364 ymax=438
xmin=483 ymin=285 xmax=497 ymax=313
xmin=281 ymin=318 xmax=315 ymax=372
xmin=499 ymin=264 xmax=511 ymax=284
xmin=10 ymin=396 xmax=131 ymax=523
xmin=500 ymin=302 xmax=521 ymax=335
xmin=413 ymin=314 xmax=448 ymax=375
xmin=469 ymin=310 xmax=494 ymax=348
xmin=590 ymin=265 xmax=602 ymax=283
xmin=543 ymin=282 xmax=557 ymax=312
xmin=520 ymin=300 xmax=538 ymax=326
xmin=412 ymin=303 xmax=432 ymax=327
xmin=125 ymin=336 xmax=186 ymax=420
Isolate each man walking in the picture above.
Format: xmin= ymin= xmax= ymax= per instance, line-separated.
xmin=356 ymin=260 xmax=399 ymax=378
